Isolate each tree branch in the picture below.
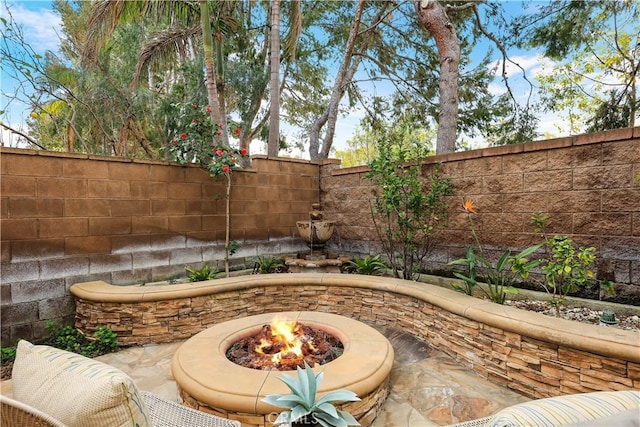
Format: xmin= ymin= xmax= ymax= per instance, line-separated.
xmin=0 ymin=122 xmax=45 ymax=149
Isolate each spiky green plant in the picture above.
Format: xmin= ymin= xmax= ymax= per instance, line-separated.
xmin=185 ymin=264 xmax=218 ymax=282
xmin=255 ymin=256 xmax=286 ymax=274
xmin=344 ymin=255 xmax=387 ymax=276
xmin=262 ymin=362 xmax=360 ymax=427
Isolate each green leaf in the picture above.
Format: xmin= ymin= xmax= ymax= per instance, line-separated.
xmin=279 ymin=372 xmax=305 ymax=401
xmin=517 ymin=243 xmax=544 ymax=258
xmin=316 ymin=402 xmax=339 ymax=418
xmin=496 ymin=251 xmax=511 ymax=271
xmin=316 ymin=390 xmax=360 ymax=406
xmin=291 ymin=405 xmax=311 ymax=422
xmin=452 ymin=271 xmax=472 ymax=281
xmin=338 ymin=409 xmax=361 ymax=425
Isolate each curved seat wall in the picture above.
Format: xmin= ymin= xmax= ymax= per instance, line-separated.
xmin=70 ymin=273 xmax=640 ymax=399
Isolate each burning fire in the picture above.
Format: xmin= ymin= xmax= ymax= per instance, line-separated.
xmin=254 ymin=318 xmax=315 ymax=365
xmin=227 ymin=316 xmax=343 ymax=371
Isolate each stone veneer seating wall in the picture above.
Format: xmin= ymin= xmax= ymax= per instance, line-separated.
xmin=70 ymin=273 xmax=640 ymax=402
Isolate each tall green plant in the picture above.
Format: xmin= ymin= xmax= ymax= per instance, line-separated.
xmin=449 ymin=200 xmax=542 ymax=304
xmin=367 ymin=131 xmax=453 ymax=280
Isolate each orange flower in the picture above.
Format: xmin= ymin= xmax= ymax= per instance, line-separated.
xmin=462 ymin=199 xmax=477 ymax=214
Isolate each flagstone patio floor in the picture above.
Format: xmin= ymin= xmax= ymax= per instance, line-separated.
xmin=91 ymin=325 xmax=530 ymax=426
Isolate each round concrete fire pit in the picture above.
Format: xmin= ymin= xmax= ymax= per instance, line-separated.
xmin=172 ymin=311 xmax=394 ymax=427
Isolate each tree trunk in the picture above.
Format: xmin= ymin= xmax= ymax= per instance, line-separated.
xmin=309 ymin=0 xmax=365 ymax=160
xmin=267 ymin=0 xmax=281 ymax=157
xmin=414 ymin=0 xmax=460 ymax=154
xmin=200 ymin=1 xmax=228 ymax=145
xmin=310 ymin=0 xmax=390 ymax=160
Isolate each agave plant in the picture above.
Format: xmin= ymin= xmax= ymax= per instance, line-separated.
xmin=262 ymin=362 xmax=360 ymax=427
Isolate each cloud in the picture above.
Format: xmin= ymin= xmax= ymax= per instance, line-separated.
xmin=2 ymin=2 xmax=62 ymax=52
xmin=491 ymin=54 xmax=554 ymax=79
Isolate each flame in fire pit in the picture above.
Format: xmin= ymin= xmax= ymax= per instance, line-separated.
xmin=226 ymin=316 xmax=343 ymax=371
xmin=255 ymin=318 xmax=310 ymax=364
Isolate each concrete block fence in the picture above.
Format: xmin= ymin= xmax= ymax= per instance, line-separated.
xmin=1 ymin=153 xmax=317 ymax=345
xmin=321 ymin=127 xmax=640 ymax=303
xmin=2 ymin=127 xmax=639 ymax=345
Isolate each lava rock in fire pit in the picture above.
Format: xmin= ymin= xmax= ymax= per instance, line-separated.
xmin=226 ymin=322 xmax=343 ymax=371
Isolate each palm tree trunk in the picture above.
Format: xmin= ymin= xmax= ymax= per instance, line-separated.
xmin=200 ymin=0 xmax=228 ymax=145
xmin=268 ymin=0 xmax=281 ymax=157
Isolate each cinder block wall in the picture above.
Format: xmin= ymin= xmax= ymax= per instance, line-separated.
xmin=321 ymin=127 xmax=640 ymax=303
xmin=1 ymin=151 xmax=318 ymax=345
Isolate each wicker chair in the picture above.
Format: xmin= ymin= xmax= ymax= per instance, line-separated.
xmin=447 ymin=416 xmax=492 ymax=427
xmin=1 ymin=395 xmax=66 ymax=427
xmin=1 ymin=392 xmax=240 ymax=427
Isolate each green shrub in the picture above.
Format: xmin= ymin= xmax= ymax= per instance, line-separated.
xmin=254 ymin=256 xmax=286 ymax=274
xmin=367 ymin=131 xmax=453 ymax=280
xmin=1 ymin=346 xmax=16 ymax=365
xmin=344 ymin=255 xmax=388 ymax=276
xmin=262 ymin=362 xmax=360 ymax=426
xmin=186 ymin=264 xmax=219 ymax=282
xmin=45 ymin=322 xmax=118 ymax=358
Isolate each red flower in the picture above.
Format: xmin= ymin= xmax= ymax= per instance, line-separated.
xmin=234 ymin=127 xmax=241 ymax=136
xmin=192 ymin=104 xmax=198 ymax=109
xmin=231 ymin=157 xmax=236 ymax=163
xmin=192 ymin=118 xmax=197 ymax=123
xmin=172 ymin=140 xmax=178 ymax=146
xmin=217 ymin=130 xmax=222 ymax=136
xmin=216 ymin=149 xmax=224 ymax=156
xmin=206 ymin=106 xmax=212 ymax=113
xmin=222 ymin=165 xmax=230 ymax=173
xmin=240 ymin=148 xmax=248 ymax=156
xmin=180 ymin=133 xmax=188 ymax=139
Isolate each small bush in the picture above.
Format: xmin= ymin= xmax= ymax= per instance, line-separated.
xmin=186 ymin=264 xmax=219 ymax=282
xmin=344 ymin=255 xmax=388 ymax=276
xmin=45 ymin=322 xmax=118 ymax=358
xmin=254 ymin=256 xmax=286 ymax=274
xmin=1 ymin=346 xmax=16 ymax=365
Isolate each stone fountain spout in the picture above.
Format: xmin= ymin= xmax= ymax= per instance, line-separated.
xmin=295 ymin=203 xmax=335 ymax=253
xmin=288 ymin=203 xmax=350 ymax=272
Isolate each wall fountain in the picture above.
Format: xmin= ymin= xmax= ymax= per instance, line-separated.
xmin=285 ymin=203 xmax=351 ymax=273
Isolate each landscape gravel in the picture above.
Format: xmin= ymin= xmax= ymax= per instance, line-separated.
xmin=505 ymin=299 xmax=640 ymax=332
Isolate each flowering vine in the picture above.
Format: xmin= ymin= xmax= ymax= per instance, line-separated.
xmin=169 ymin=102 xmax=249 ymax=276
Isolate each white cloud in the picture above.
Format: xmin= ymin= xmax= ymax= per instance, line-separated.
xmin=2 ymin=2 xmax=63 ymax=53
xmin=491 ymin=54 xmax=555 ymax=80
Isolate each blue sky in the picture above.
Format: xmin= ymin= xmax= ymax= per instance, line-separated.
xmin=0 ymin=1 xmax=565 ymax=153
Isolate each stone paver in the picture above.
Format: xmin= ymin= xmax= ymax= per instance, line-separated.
xmin=93 ymin=326 xmax=529 ymax=426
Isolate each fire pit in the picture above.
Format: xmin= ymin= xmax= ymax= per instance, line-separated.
xmin=172 ymin=311 xmax=394 ymax=427
xmin=226 ymin=317 xmax=343 ymax=371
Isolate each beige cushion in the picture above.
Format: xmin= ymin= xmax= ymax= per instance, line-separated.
xmin=486 ymin=390 xmax=640 ymax=427
xmin=11 ymin=340 xmax=151 ymax=427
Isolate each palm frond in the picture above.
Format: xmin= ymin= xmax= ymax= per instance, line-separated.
xmin=132 ymin=25 xmax=201 ymax=87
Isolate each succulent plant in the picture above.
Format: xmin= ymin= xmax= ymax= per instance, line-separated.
xmin=262 ymin=362 xmax=360 ymax=427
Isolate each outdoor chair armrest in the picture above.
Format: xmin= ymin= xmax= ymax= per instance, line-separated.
xmin=447 ymin=416 xmax=492 ymax=427
xmin=141 ymin=391 xmax=240 ymax=427
xmin=1 ymin=394 xmax=68 ymax=427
